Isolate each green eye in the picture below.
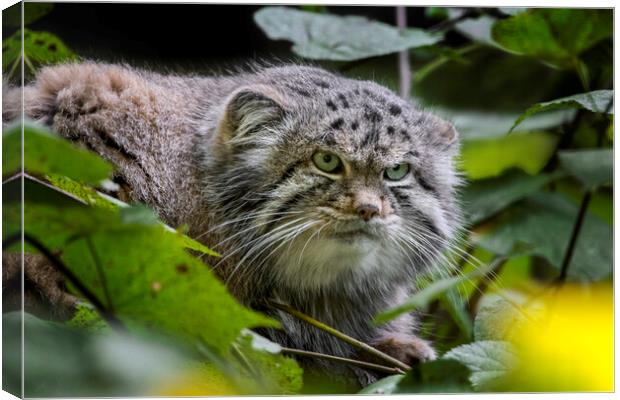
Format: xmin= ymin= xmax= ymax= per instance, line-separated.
xmin=312 ymin=151 xmax=343 ymax=173
xmin=384 ymin=163 xmax=410 ymax=181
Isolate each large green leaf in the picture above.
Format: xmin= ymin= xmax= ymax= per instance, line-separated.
xmin=473 ymin=294 xmax=538 ymax=342
xmin=476 ymin=192 xmax=613 ymax=281
xmin=444 ymin=340 xmax=517 ymax=391
xmin=510 ymin=90 xmax=613 ymax=131
xmin=3 ymin=178 xmax=277 ymax=353
xmin=3 ymin=121 xmax=113 ymax=185
xmin=462 ymin=170 xmax=560 ymax=225
xmin=558 ymin=149 xmax=613 ymax=190
xmin=491 ymin=9 xmax=612 ymax=69
xmin=460 ymin=132 xmax=559 ymax=179
xmin=3 ymin=28 xmax=77 ymax=71
xmin=360 ymin=359 xmax=472 ymax=394
xmin=254 ymin=7 xmax=442 ymax=61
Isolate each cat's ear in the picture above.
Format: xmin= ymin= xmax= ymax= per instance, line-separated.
xmin=438 ymin=119 xmax=458 ymax=147
xmin=218 ymin=85 xmax=286 ymax=142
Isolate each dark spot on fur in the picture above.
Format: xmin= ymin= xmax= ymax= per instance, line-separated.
xmin=313 ymin=79 xmax=330 ymax=88
xmin=400 ymin=129 xmax=411 ymax=141
xmin=363 ymin=89 xmax=371 ymax=95
xmin=388 ymin=104 xmax=401 ymax=116
xmin=414 ymin=170 xmax=437 ymax=195
xmin=351 ymin=121 xmax=359 ymax=131
xmin=286 ymin=85 xmax=310 ymax=97
xmin=407 ymin=150 xmax=419 ymax=157
xmin=326 ymin=100 xmax=338 ymax=111
xmin=387 ymin=126 xmax=395 ymax=135
xmin=364 ymin=108 xmax=382 ymax=123
xmin=354 ymin=88 xmax=360 ymax=95
xmin=330 ymin=118 xmax=345 ymax=130
xmin=337 ymin=93 xmax=350 ymax=108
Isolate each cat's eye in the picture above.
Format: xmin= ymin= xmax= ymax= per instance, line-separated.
xmin=384 ymin=163 xmax=410 ymax=181
xmin=312 ymin=151 xmax=343 ymax=174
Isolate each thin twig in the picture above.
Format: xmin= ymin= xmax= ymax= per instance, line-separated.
xmin=281 ymin=347 xmax=405 ymax=376
xmin=467 ymin=258 xmax=507 ymax=315
xmin=3 ymin=233 xmax=126 ymax=331
xmin=396 ymin=6 xmax=411 ymax=98
xmin=268 ymin=300 xmax=410 ymax=371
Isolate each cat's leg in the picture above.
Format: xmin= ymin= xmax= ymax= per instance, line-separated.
xmin=7 ymin=62 xmax=198 ymax=225
xmin=371 ymin=313 xmax=436 ymax=365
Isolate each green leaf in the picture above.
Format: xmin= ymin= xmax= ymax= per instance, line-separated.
xmin=476 ymin=192 xmax=613 ymax=281
xmin=3 ymin=3 xmax=54 ymax=27
xmin=374 ymin=259 xmax=499 ymax=325
xmin=3 ymin=177 xmax=277 ymax=353
xmin=4 ymin=312 xmax=195 ymax=397
xmin=444 ymin=340 xmax=517 ymax=391
xmin=3 ymin=121 xmax=113 ymax=185
xmin=360 ymin=359 xmax=472 ymax=394
xmin=460 ymin=132 xmax=559 ymax=179
xmin=558 ymin=148 xmax=612 ymax=190
xmin=232 ymin=331 xmax=303 ymax=394
xmin=254 ymin=7 xmax=442 ymax=61
xmin=510 ymin=90 xmax=613 ymax=132
xmin=440 ymin=289 xmax=473 ymax=341
xmin=3 ymin=29 xmax=77 ymax=71
xmin=462 ymin=170 xmax=560 ymax=224
xmin=491 ymin=9 xmax=612 ymax=69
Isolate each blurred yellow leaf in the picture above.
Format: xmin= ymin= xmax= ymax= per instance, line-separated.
xmin=152 ymin=362 xmax=241 ymax=396
xmin=504 ymin=284 xmax=613 ymax=392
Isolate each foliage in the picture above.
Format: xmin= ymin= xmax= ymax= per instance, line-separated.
xmin=254 ymin=7 xmax=442 ymax=61
xmin=3 ymin=5 xmax=613 ymax=396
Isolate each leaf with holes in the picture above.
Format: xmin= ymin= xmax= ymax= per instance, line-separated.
xmin=510 ymin=90 xmax=613 ymax=132
xmin=3 ymin=28 xmax=77 ymax=71
xmin=254 ymin=7 xmax=442 ymax=61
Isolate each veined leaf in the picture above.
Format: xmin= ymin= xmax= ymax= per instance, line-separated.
xmin=444 ymin=340 xmax=518 ymax=391
xmin=254 ymin=7 xmax=442 ymax=61
xmin=491 ymin=9 xmax=612 ymax=69
xmin=3 ymin=177 xmax=277 ymax=354
xmin=558 ymin=148 xmax=612 ymax=190
xmin=3 ymin=121 xmax=113 ymax=185
xmin=510 ymin=90 xmax=613 ymax=131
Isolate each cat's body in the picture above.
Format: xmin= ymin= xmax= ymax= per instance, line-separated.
xmin=3 ymin=62 xmax=461 ymax=385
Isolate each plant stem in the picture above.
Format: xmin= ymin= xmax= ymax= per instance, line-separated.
xmin=268 ymin=301 xmax=411 ymax=371
xmin=413 ymin=43 xmax=481 ymax=84
xmin=281 ymin=347 xmax=406 ymax=375
xmin=556 ymin=191 xmax=592 ymax=283
xmin=396 ymin=6 xmax=411 ymax=99
xmin=3 ymin=233 xmax=126 ymax=331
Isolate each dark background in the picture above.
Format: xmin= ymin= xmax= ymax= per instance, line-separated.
xmin=5 ymin=3 xmax=433 ymax=70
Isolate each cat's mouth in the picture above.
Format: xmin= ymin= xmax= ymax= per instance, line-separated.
xmin=329 ymin=226 xmax=377 ymax=242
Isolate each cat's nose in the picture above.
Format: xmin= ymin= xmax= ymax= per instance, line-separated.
xmin=356 ymin=203 xmax=380 ymax=221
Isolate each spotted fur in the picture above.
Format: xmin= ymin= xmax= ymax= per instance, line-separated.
xmin=4 ymin=62 xmax=462 ymax=386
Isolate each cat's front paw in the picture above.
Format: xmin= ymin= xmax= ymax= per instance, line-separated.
xmin=373 ymin=333 xmax=436 ymax=366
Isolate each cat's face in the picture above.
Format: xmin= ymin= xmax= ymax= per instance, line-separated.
xmin=203 ymin=67 xmax=461 ymax=291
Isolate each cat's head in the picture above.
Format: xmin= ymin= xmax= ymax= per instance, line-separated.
xmin=202 ymin=66 xmax=462 ymax=292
